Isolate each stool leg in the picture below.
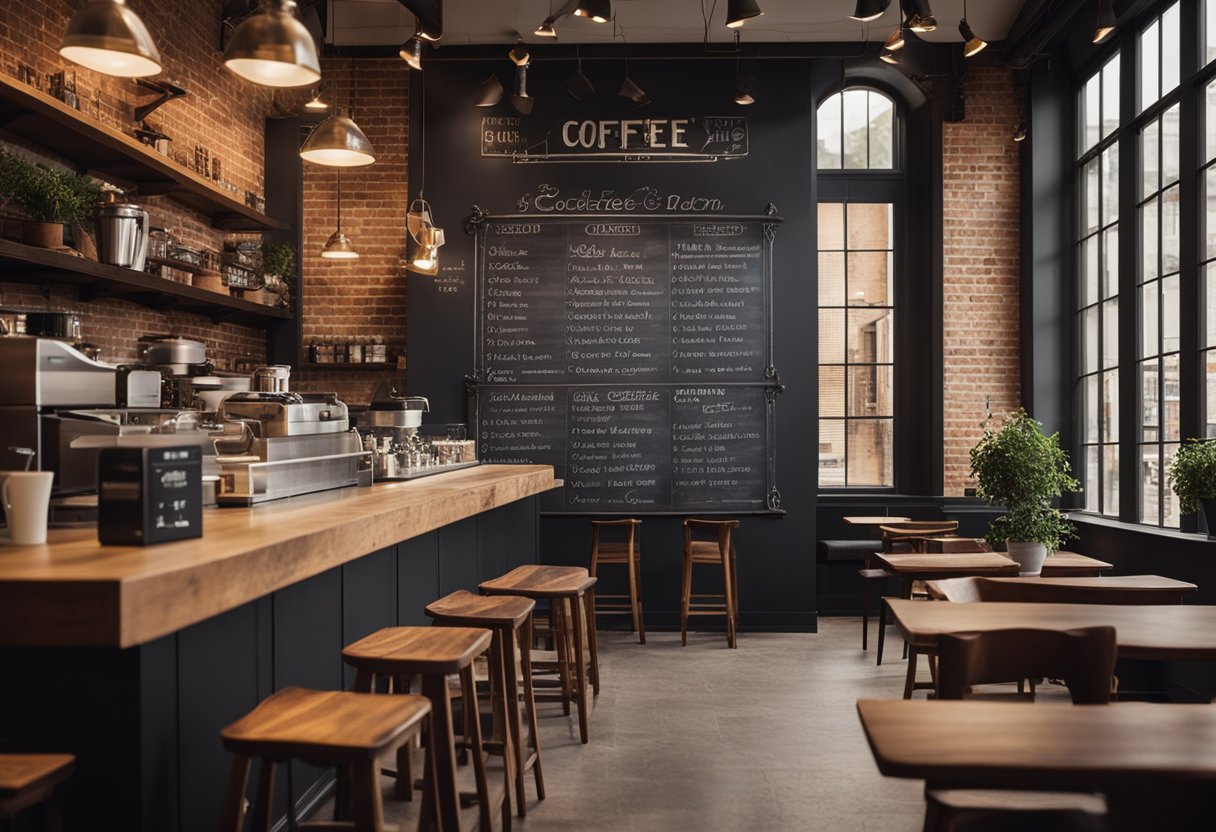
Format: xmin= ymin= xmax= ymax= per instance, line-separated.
xmin=351 ymin=759 xmax=385 ymax=832
xmin=520 ymin=613 xmax=545 ymax=801
xmin=251 ymin=759 xmax=275 ymax=832
xmin=551 ymin=602 xmax=572 ymax=716
xmin=722 ymin=551 xmax=737 ymax=649
xmin=220 ymin=753 xmax=251 ymax=832
xmin=861 ymin=576 xmax=871 ymax=651
xmin=41 ymin=792 xmax=62 ymax=832
xmin=500 ymin=627 xmax=528 ymax=817
xmin=680 ymin=554 xmax=692 ymax=646
xmin=420 ymin=673 xmax=462 ymax=832
xmin=461 ymin=665 xmax=494 ymax=832
xmin=584 ymin=588 xmax=601 ymax=695
xmin=570 ymin=593 xmax=591 ymax=743
xmin=417 ymin=717 xmax=442 ymax=832
xmin=631 ymin=552 xmax=646 ymax=645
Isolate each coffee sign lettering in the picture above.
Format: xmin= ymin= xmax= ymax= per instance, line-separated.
xmin=482 ymin=115 xmax=748 ymax=163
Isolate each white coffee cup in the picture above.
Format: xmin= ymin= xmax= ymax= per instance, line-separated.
xmin=1 ymin=471 xmax=55 ymax=546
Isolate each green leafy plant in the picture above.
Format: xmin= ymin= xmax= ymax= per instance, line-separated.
xmin=0 ymin=151 xmax=100 ymax=228
xmin=1167 ymin=438 xmax=1216 ymax=515
xmin=969 ymin=409 xmax=1081 ymax=553
xmin=261 ymin=242 xmax=297 ymax=285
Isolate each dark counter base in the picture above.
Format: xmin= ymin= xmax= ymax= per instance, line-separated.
xmin=0 ymin=497 xmax=538 ymax=832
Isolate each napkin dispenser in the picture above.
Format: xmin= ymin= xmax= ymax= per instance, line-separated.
xmin=98 ymin=445 xmax=202 ymax=545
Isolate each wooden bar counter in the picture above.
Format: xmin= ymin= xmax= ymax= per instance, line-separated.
xmin=0 ymin=464 xmax=556 ymax=832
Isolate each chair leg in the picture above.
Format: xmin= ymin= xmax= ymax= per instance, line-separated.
xmin=627 ymin=552 xmax=644 ymax=644
xmin=861 ymin=576 xmax=870 ymax=651
xmin=680 ymin=554 xmax=692 ymax=646
xmin=220 ymin=753 xmax=251 ymax=832
xmin=460 ymin=664 xmax=494 ymax=832
xmin=551 ymin=602 xmax=572 ymax=716
xmin=500 ymin=628 xmax=528 ymax=817
xmin=420 ymin=673 xmax=461 ymax=832
xmin=520 ymin=613 xmax=545 ymax=801
xmin=251 ymin=759 xmax=275 ymax=832
xmin=903 ymin=647 xmax=919 ymax=700
xmin=570 ymin=594 xmax=591 ymax=744
xmin=876 ymin=597 xmax=887 ymax=666
xmin=721 ymin=551 xmax=737 ymax=649
xmin=584 ymin=588 xmax=601 ymax=695
xmin=351 ymin=759 xmax=386 ymax=832
xmin=416 ymin=717 xmax=442 ymax=832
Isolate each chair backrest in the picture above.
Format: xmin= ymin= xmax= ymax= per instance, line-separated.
xmin=591 ymin=518 xmax=641 ymax=549
xmin=974 ymin=578 xmax=1182 ymax=606
xmin=684 ymin=518 xmax=739 ymax=551
xmin=924 ymin=577 xmax=985 ymax=602
xmin=936 ymin=627 xmax=1117 ymax=705
xmin=879 ymin=521 xmax=960 ymax=552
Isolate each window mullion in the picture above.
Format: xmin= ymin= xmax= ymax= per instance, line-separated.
xmin=1117 ymin=28 xmax=1140 ymax=525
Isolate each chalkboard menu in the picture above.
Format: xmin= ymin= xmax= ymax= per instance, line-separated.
xmin=468 ymin=212 xmax=782 ymax=514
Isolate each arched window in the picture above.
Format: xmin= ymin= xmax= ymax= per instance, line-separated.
xmin=817 ymin=88 xmax=900 ymax=488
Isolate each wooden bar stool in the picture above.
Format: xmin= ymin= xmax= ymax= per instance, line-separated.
xmin=219 ymin=687 xmax=435 ymax=832
xmin=480 ymin=565 xmax=599 ymax=744
xmin=589 ymin=518 xmax=645 ymax=644
xmin=0 ymin=754 xmax=74 ymax=832
xmin=680 ymin=518 xmax=740 ymax=648
xmin=342 ymin=626 xmax=510 ymax=832
xmin=426 ymin=590 xmax=544 ymax=818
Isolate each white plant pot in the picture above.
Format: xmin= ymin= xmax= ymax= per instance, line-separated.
xmin=1006 ymin=540 xmax=1048 ymax=576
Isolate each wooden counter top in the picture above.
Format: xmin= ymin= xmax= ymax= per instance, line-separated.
xmin=0 ymin=465 xmax=557 ymax=649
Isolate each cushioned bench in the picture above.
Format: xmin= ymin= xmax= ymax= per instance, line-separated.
xmin=817 ymin=540 xmax=882 ymax=562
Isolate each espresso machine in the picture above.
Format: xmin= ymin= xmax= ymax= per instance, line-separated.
xmin=354 ymin=384 xmax=477 ymax=481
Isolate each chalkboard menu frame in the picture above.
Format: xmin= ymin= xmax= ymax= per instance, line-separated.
xmin=465 ymin=210 xmax=784 ymax=516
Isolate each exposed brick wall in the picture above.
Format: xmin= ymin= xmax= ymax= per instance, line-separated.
xmin=295 ymin=57 xmax=408 ymax=405
xmin=0 ymin=0 xmax=276 ymax=367
xmin=941 ymin=59 xmax=1023 ymax=495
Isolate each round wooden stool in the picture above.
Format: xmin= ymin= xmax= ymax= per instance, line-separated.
xmin=681 ymin=518 xmax=741 ymax=648
xmin=426 ymin=590 xmax=545 ymax=817
xmin=219 ymin=687 xmax=435 ymax=832
xmin=479 ymin=565 xmax=600 ymax=744
xmin=589 ymin=518 xmax=645 ymax=644
xmin=342 ymin=625 xmax=509 ymax=832
xmin=0 ymin=753 xmax=74 ymax=831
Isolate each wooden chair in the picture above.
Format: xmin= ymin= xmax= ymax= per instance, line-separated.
xmin=869 ymin=520 xmax=960 ymax=664
xmin=219 ymin=687 xmax=436 ymax=832
xmin=923 ymin=627 xmax=1116 ymax=832
xmin=342 ymin=626 xmax=509 ymax=832
xmin=426 ymin=590 xmax=544 ymax=818
xmin=589 ymin=519 xmax=645 ymax=643
xmin=971 ymin=577 xmax=1190 ymax=606
xmin=923 ymin=576 xmax=986 ymax=602
xmin=680 ymin=519 xmax=740 ymax=648
xmin=480 ymin=565 xmax=600 ymax=744
xmin=0 ymin=754 xmax=74 ymax=832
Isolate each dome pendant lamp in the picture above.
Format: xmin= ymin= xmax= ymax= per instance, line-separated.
xmin=223 ymin=0 xmax=321 ymax=88
xmin=300 ymin=63 xmax=376 ymax=167
xmin=959 ymin=0 xmax=987 ymax=57
xmin=60 ymin=0 xmax=162 ymax=78
xmin=726 ymin=0 xmax=764 ymax=28
xmin=321 ymin=171 xmax=359 ymax=260
xmin=573 ymin=0 xmax=612 ymax=24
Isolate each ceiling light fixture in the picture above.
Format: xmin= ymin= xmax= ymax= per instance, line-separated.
xmin=1093 ymin=0 xmax=1117 ymax=43
xmin=223 ymin=0 xmax=320 ymax=88
xmin=618 ymin=75 xmax=650 ymax=108
xmin=734 ymin=73 xmax=756 ymax=106
xmin=562 ymin=50 xmax=596 ymax=100
xmin=1013 ymin=120 xmax=1027 ymax=142
xmin=304 ymin=88 xmax=328 ymax=110
xmin=907 ymin=13 xmax=936 ymax=33
xmin=573 ymin=0 xmax=612 ymax=24
xmin=321 ymin=170 xmax=359 ymax=260
xmin=509 ymin=40 xmax=531 ymax=67
xmin=509 ymin=41 xmax=533 ymax=114
xmin=299 ymin=114 xmax=376 ymax=166
xmin=849 ymin=0 xmax=891 ymax=23
xmin=406 ymin=199 xmax=444 ymax=275
xmin=959 ymin=0 xmax=986 ymax=57
xmin=883 ymin=26 xmax=904 ymax=50
xmin=726 ymin=0 xmax=764 ymax=28
xmin=880 ymin=47 xmax=901 ymax=64
xmin=400 ymin=34 xmax=424 ymax=70
xmin=473 ymin=75 xmax=504 ymax=107
xmin=59 ymin=0 xmax=162 ymax=78
xmin=535 ymin=18 xmax=558 ymax=38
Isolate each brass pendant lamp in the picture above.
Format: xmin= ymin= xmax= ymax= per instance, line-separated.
xmin=321 ymin=170 xmax=359 ymax=260
xmin=300 ymin=62 xmax=376 ymax=167
xmin=223 ymin=0 xmax=321 ymax=88
xmin=60 ymin=0 xmax=162 ymax=78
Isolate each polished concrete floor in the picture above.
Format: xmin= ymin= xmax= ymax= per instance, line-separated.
xmin=367 ymin=617 xmax=930 ymax=831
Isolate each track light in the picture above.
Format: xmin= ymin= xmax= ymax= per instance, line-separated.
xmin=473 ymin=75 xmax=504 ymax=107
xmin=733 ymin=73 xmax=756 ymax=105
xmin=400 ymin=36 xmax=423 ymax=70
xmin=223 ymin=0 xmax=320 ymax=88
xmin=563 ymin=54 xmax=595 ymax=100
xmin=849 ymin=0 xmax=890 ymax=22
xmin=59 ymin=0 xmax=162 ymax=78
xmin=573 ymin=0 xmax=611 ymax=23
xmin=1093 ymin=0 xmax=1116 ymax=43
xmin=618 ymin=75 xmax=651 ymax=108
xmin=1013 ymin=120 xmax=1027 ymax=142
xmin=884 ymin=28 xmax=904 ymax=50
xmin=907 ymin=13 xmax=936 ymax=33
xmin=535 ymin=18 xmax=557 ymax=38
xmin=959 ymin=1 xmax=986 ymax=58
xmin=726 ymin=0 xmax=764 ymax=28
xmin=406 ymin=199 xmax=445 ymax=275
xmin=880 ymin=47 xmax=901 ymax=65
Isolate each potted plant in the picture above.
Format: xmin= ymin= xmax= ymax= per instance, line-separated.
xmin=261 ymin=242 xmax=297 ymax=307
xmin=969 ymin=409 xmax=1081 ymax=574
xmin=1167 ymin=438 xmax=1216 ymax=537
xmin=0 ymin=151 xmax=100 ymax=249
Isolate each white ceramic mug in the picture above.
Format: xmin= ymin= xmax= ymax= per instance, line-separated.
xmin=1 ymin=471 xmax=55 ymax=546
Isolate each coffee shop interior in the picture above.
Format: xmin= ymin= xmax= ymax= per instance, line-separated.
xmin=1 ymin=0 xmax=1216 ymax=829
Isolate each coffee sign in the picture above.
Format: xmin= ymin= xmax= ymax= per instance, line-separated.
xmin=482 ymin=115 xmax=748 ymax=163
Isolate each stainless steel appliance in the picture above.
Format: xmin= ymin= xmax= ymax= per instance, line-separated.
xmin=354 ymin=386 xmax=477 ymax=481
xmin=251 ymin=365 xmax=291 ymax=393
xmin=213 ymin=392 xmax=370 ymax=505
xmin=96 ymin=196 xmax=150 ymax=271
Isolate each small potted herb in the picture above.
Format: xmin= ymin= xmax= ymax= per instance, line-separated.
xmin=261 ymin=242 xmax=297 ymax=307
xmin=1167 ymin=438 xmax=1216 ymax=537
xmin=0 ymin=151 xmax=100 ymax=249
xmin=969 ymin=409 xmax=1081 ymax=574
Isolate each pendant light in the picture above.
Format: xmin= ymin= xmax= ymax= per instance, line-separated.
xmin=473 ymin=75 xmax=505 ymax=107
xmin=400 ymin=35 xmax=424 ymax=71
xmin=300 ymin=63 xmax=376 ymax=167
xmin=563 ymin=50 xmax=595 ymax=101
xmin=304 ymin=88 xmax=328 ymax=110
xmin=883 ymin=27 xmax=904 ymax=51
xmin=509 ymin=41 xmax=533 ymax=115
xmin=407 ymin=72 xmax=445 ymax=276
xmin=1092 ymin=0 xmax=1117 ymax=44
xmin=59 ymin=0 xmax=162 ymax=78
xmin=573 ymin=0 xmax=612 ymax=24
xmin=726 ymin=0 xmax=764 ymax=29
xmin=732 ymin=34 xmax=754 ymax=106
xmin=223 ymin=0 xmax=320 ymax=88
xmin=1013 ymin=121 xmax=1027 ymax=142
xmin=321 ymin=170 xmax=358 ymax=260
xmin=849 ymin=0 xmax=890 ymax=23
xmin=880 ymin=47 xmax=901 ymax=65
xmin=959 ymin=0 xmax=987 ymax=57
xmin=535 ymin=18 xmax=558 ymax=38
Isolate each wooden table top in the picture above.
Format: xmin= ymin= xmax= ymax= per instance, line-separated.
xmin=0 ymin=464 xmax=557 ymax=649
xmin=843 ymin=515 xmax=912 ymax=526
xmin=925 ymin=574 xmax=1198 ymax=605
xmin=885 ymin=597 xmax=1216 ymax=660
xmin=857 ymin=699 xmax=1216 ymax=787
xmin=1041 ymin=550 xmax=1114 ymax=575
xmin=985 ymin=574 xmax=1197 ymax=592
xmin=874 ymin=551 xmax=1022 ymax=576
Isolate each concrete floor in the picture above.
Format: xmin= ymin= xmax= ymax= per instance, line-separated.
xmin=368 ymin=617 xmax=929 ymax=831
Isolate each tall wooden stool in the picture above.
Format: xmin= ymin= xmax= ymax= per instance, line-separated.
xmin=426 ymin=590 xmax=545 ymax=817
xmin=589 ymin=518 xmax=646 ymax=643
xmin=0 ymin=754 xmax=74 ymax=832
xmin=342 ymin=626 xmax=510 ymax=832
xmin=681 ymin=518 xmax=740 ymax=648
xmin=480 ymin=565 xmax=599 ymax=744
xmin=219 ymin=687 xmax=435 ymax=832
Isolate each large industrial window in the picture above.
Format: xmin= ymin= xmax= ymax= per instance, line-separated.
xmin=1077 ymin=52 xmax=1121 ymax=516
xmin=1204 ymin=4 xmax=1216 ymax=438
xmin=816 ymin=89 xmax=895 ymax=170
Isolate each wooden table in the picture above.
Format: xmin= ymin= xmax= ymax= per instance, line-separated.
xmin=874 ymin=552 xmax=1023 ymax=578
xmin=857 ymin=699 xmax=1216 ymax=831
xmin=975 ymin=575 xmax=1197 ymax=604
xmin=843 ymin=515 xmax=912 ymax=525
xmin=1040 ymin=550 xmax=1113 ymax=576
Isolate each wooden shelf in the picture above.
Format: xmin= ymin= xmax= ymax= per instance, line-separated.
xmin=0 ymin=238 xmax=290 ymax=326
xmin=301 ymin=362 xmax=397 ymax=371
xmin=0 ymin=75 xmax=283 ymax=232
